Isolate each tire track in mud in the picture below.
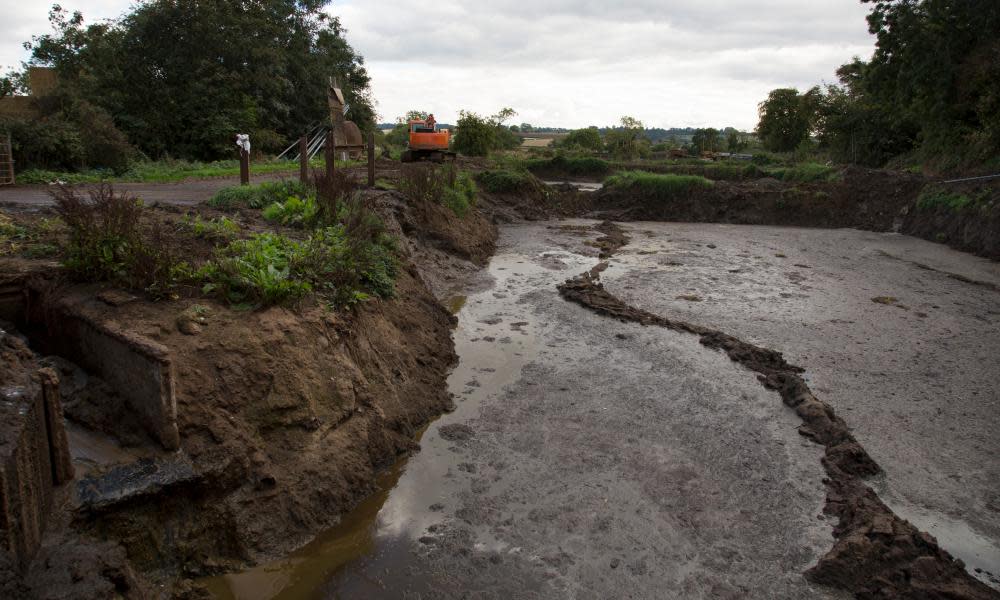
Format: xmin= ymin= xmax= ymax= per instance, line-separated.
xmin=558 ymin=221 xmax=999 ymax=600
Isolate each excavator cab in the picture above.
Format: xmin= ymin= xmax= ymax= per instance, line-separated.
xmin=401 ymin=119 xmax=456 ymax=163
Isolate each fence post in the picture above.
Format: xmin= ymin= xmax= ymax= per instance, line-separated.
xmin=325 ymin=130 xmax=336 ymax=180
xmin=367 ymin=132 xmax=375 ymax=187
xmin=299 ymin=136 xmax=309 ymax=184
xmin=239 ymin=149 xmax=250 ymax=186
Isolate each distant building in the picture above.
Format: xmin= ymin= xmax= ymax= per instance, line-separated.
xmin=0 ymin=67 xmax=58 ymax=120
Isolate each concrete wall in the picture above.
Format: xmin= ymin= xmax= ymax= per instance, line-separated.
xmin=24 ymin=287 xmax=180 ymax=451
xmin=0 ymin=368 xmax=73 ymax=571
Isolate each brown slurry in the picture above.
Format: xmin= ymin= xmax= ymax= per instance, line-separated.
xmin=557 ymin=222 xmax=998 ymax=600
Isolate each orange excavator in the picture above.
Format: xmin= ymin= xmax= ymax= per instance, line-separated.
xmin=401 ymin=118 xmax=456 ymax=162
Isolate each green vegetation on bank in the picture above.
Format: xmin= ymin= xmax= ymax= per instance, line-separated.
xmin=603 ymin=171 xmax=714 ymax=200
xmin=199 ymin=226 xmax=396 ymax=307
xmin=399 ymin=164 xmax=478 ymax=217
xmin=916 ymin=186 xmax=993 ymax=212
xmin=51 ymin=175 xmax=398 ymax=307
xmin=208 ymin=180 xmax=312 ymax=210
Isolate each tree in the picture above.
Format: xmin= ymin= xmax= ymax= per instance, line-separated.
xmin=755 ymin=88 xmax=814 ymax=152
xmin=23 ymin=1 xmax=376 ymax=161
xmin=691 ymin=128 xmax=722 ymax=154
xmin=562 ymin=127 xmax=603 ymax=151
xmin=607 ymin=116 xmax=646 ymax=158
xmin=454 ymin=110 xmax=495 ymax=156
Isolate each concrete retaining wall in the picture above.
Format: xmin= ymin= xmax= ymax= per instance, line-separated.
xmin=24 ymin=286 xmax=180 ymax=451
xmin=0 ymin=368 xmax=73 ymax=571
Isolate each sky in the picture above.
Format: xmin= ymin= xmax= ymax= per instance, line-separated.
xmin=0 ymin=0 xmax=876 ymax=131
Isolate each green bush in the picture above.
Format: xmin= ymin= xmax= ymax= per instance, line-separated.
xmin=475 ymin=169 xmax=536 ymax=193
xmin=208 ymin=180 xmax=311 ymax=210
xmin=454 ymin=111 xmax=495 ymax=156
xmin=603 ymin=171 xmax=714 ymax=200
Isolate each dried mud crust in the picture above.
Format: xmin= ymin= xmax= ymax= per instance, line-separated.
xmin=557 ymin=222 xmax=999 ymax=600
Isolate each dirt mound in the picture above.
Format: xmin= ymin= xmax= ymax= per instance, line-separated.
xmin=556 ymin=222 xmax=997 ymax=600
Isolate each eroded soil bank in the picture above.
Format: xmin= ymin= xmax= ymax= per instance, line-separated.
xmin=0 ymin=187 xmax=497 ymax=598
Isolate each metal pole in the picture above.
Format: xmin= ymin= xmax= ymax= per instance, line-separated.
xmin=325 ymin=130 xmax=336 ymax=179
xmin=299 ymin=136 xmax=309 ymax=184
xmin=367 ymin=132 xmax=376 ymax=187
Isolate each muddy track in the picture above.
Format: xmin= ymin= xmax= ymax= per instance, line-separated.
xmin=557 ymin=222 xmax=999 ymax=600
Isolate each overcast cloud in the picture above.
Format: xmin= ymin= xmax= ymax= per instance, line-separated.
xmin=0 ymin=0 xmax=875 ymax=130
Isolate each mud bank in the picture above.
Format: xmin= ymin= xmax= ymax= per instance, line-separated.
xmin=0 ymin=187 xmax=499 ymax=597
xmin=585 ymin=167 xmax=999 ymax=260
xmin=558 ymin=222 xmax=998 ymax=599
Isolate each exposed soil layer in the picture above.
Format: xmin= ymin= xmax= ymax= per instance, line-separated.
xmin=557 ymin=222 xmax=998 ymax=600
xmin=576 ymin=167 xmax=998 ymax=260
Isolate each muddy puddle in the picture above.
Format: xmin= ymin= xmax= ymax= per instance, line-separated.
xmin=541 ymin=180 xmax=603 ymax=192
xmin=883 ymin=494 xmax=1000 ymax=590
xmin=202 ymin=231 xmax=597 ymax=599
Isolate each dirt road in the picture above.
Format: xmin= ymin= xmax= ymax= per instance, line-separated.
xmin=203 ymin=221 xmax=999 ymax=598
xmin=0 ymin=172 xmax=304 ymax=208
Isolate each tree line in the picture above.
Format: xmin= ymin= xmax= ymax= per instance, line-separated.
xmin=0 ymin=1 xmax=375 ymax=170
xmin=756 ymin=0 xmax=998 ymax=170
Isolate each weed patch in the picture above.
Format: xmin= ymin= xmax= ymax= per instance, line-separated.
xmin=53 ymin=185 xmax=189 ymax=297
xmin=200 ymin=225 xmax=396 ymax=307
xmin=182 ymin=215 xmax=240 ymax=241
xmin=400 ymin=164 xmax=478 ymax=217
xmin=208 ymin=180 xmax=311 ymax=210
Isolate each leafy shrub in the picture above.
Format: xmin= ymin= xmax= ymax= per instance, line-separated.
xmin=200 ymin=225 xmax=397 ymax=307
xmin=603 ymin=171 xmax=714 ymax=200
xmin=262 ymin=195 xmax=318 ymax=227
xmin=200 ymin=233 xmax=313 ymax=306
xmin=52 ymin=184 xmax=188 ymax=296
